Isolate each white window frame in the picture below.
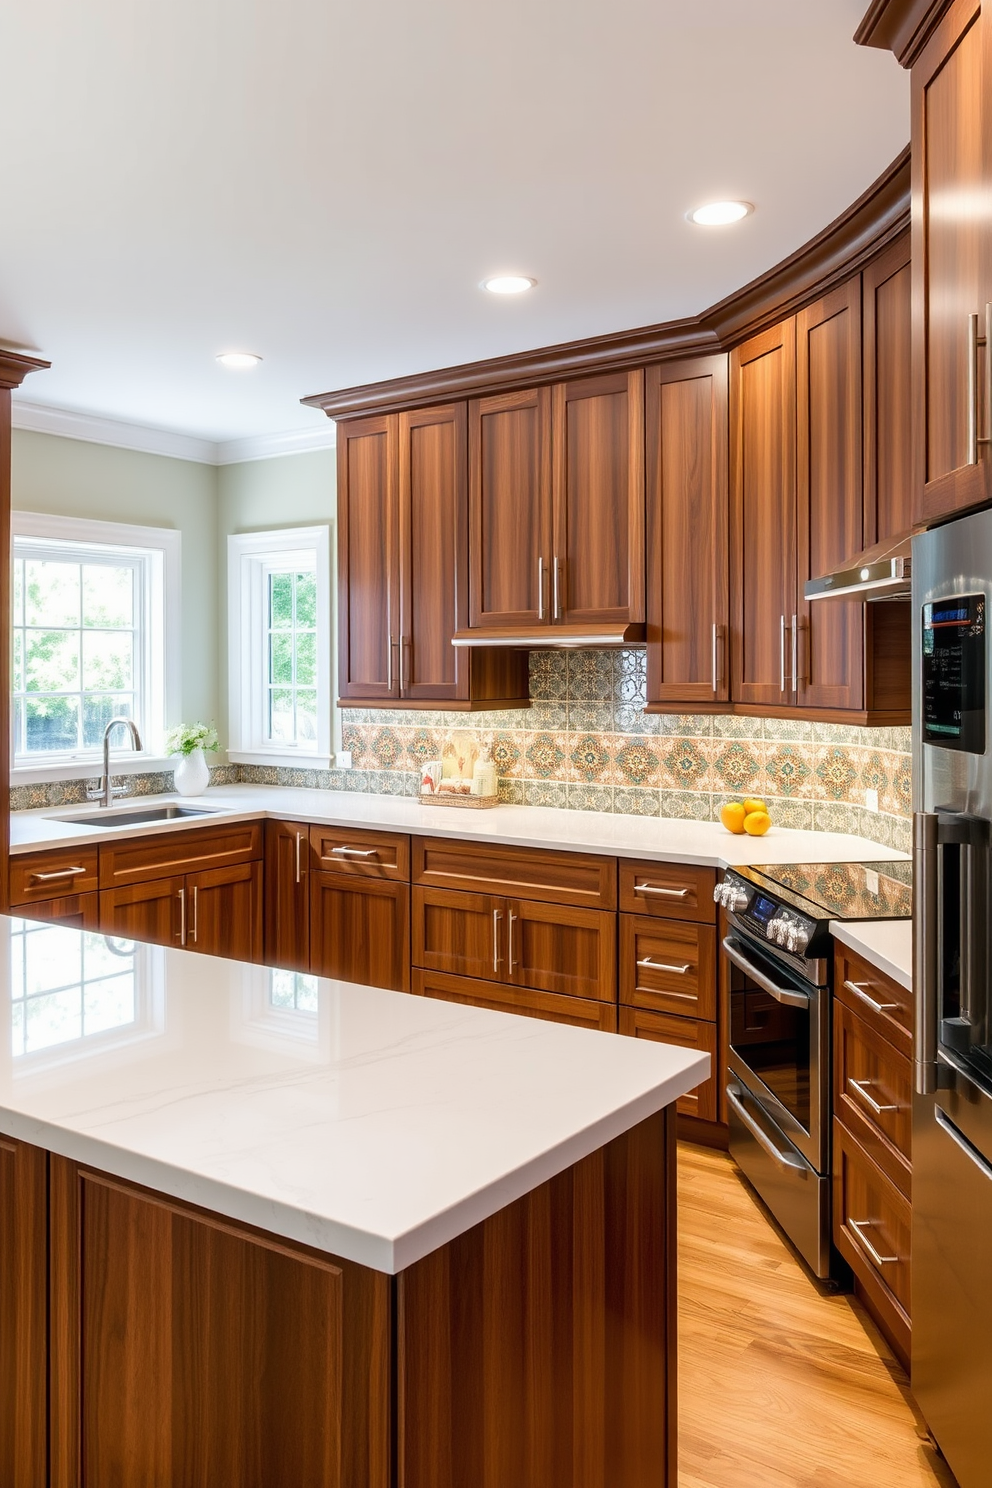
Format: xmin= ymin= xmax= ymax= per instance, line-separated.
xmin=227 ymin=525 xmax=332 ymax=768
xmin=11 ymin=512 xmax=181 ymax=784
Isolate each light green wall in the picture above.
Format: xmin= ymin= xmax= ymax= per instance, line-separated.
xmin=11 ymin=429 xmax=220 ymax=734
xmin=216 ymin=448 xmax=336 ymax=745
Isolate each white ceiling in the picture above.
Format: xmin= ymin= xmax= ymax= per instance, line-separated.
xmin=0 ymin=1 xmax=909 ymax=446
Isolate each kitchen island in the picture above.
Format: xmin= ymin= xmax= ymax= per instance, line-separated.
xmin=0 ymin=916 xmax=705 ymax=1488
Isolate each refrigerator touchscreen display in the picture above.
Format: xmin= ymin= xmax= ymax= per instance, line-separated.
xmin=922 ymin=594 xmax=986 ymax=753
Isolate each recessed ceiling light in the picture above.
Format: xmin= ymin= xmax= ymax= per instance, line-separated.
xmin=482 ymin=275 xmax=537 ymax=295
xmin=687 ymin=201 xmax=753 ymax=227
xmin=216 ymin=351 xmax=262 ymax=369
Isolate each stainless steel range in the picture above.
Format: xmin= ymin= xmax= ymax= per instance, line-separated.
xmin=715 ymin=860 xmax=913 ymax=1278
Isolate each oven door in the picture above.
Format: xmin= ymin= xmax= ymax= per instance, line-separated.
xmin=723 ymin=928 xmax=827 ymax=1172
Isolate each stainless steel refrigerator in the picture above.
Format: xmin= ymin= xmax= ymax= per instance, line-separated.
xmin=913 ymin=506 xmax=992 ymax=1488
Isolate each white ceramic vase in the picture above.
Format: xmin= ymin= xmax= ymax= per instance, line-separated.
xmin=173 ymin=748 xmax=210 ymax=797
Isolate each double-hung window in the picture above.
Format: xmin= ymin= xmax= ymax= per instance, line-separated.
xmin=11 ymin=513 xmax=180 ymax=777
xmin=227 ymin=526 xmax=332 ymax=766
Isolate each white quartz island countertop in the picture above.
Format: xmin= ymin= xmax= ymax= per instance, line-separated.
xmin=0 ymin=916 xmax=707 ymax=1273
xmin=11 ymin=783 xmax=910 ymax=866
xmin=830 ymin=918 xmax=913 ymax=991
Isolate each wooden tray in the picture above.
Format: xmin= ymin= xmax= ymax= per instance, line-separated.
xmin=420 ymin=793 xmax=502 ymax=809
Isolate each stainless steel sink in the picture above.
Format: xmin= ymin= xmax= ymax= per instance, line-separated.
xmin=55 ymin=805 xmax=217 ymax=828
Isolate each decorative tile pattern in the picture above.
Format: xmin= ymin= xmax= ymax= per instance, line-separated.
xmin=662 ymin=739 xmax=711 ymax=792
xmin=815 ymin=746 xmax=860 ymax=802
xmin=569 ymin=733 xmax=614 ymax=784
xmin=615 ymin=737 xmax=661 ymax=789
xmin=764 ymin=744 xmax=812 ymax=799
xmin=567 ymin=782 xmax=615 ymax=813
xmin=712 ymin=740 xmax=762 ymax=793
xmin=525 ymin=732 xmax=567 ymax=780
xmin=614 ymin=786 xmax=661 ymax=817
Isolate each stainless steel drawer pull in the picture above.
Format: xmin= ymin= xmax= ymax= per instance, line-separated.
xmin=508 ymin=910 xmax=517 ymax=972
xmin=849 ymin=1219 xmax=897 ymax=1267
xmin=635 ymin=884 xmax=690 ymax=899
xmin=28 ymin=865 xmax=88 ymax=883
xmin=295 ymin=832 xmax=304 ymax=884
xmin=330 ymin=846 xmax=379 ymax=860
xmin=722 ymin=936 xmax=810 ymax=1008
xmin=190 ymin=885 xmax=198 ymax=944
xmin=848 ymin=1078 xmax=898 ymax=1116
xmin=726 ymin=1084 xmax=807 ymax=1174
xmin=178 ymin=886 xmax=186 ymax=945
xmin=843 ymin=979 xmax=898 ymax=1015
xmin=637 ymin=957 xmax=691 ymax=975
xmin=492 ymin=909 xmax=502 ymax=973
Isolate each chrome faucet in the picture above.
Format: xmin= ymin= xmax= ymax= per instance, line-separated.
xmin=87 ymin=717 xmax=144 ymax=808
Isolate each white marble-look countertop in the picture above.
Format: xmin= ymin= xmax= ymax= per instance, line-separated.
xmin=830 ymin=918 xmax=913 ymax=991
xmin=0 ymin=916 xmax=706 ymax=1273
xmin=11 ymin=784 xmax=910 ymax=868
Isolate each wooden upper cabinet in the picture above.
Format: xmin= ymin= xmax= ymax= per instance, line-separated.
xmin=863 ymin=233 xmax=913 ymax=546
xmin=337 ymin=415 xmax=400 ymax=701
xmin=468 ymin=387 xmax=552 ymax=628
xmin=913 ymin=0 xmax=992 ymax=524
xmin=645 ymin=355 xmax=729 ymax=706
xmin=796 ymin=279 xmax=865 ymax=711
xmin=551 ymin=370 xmax=645 ymax=626
xmin=730 ymin=318 xmax=798 ymax=707
xmin=399 ymin=404 xmax=466 ymax=702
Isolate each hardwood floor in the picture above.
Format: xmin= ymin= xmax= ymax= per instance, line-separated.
xmin=677 ymin=1144 xmax=957 ymax=1488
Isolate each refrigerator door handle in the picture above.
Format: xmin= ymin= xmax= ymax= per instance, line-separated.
xmin=914 ymin=811 xmax=941 ymax=1096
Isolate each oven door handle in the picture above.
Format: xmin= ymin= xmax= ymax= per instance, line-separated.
xmin=722 ymin=935 xmax=811 ymax=1008
xmin=726 ymin=1084 xmax=808 ymax=1174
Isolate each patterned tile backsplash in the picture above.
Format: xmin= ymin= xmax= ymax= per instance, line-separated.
xmin=10 ymin=652 xmax=913 ymax=853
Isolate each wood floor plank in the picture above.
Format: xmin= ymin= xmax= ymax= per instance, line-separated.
xmin=677 ymin=1144 xmax=957 ymax=1488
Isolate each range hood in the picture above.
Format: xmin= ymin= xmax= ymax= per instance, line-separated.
xmin=452 ymin=621 xmax=646 ymax=648
xmin=804 ymin=531 xmax=912 ymax=601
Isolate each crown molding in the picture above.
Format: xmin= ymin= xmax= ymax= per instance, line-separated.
xmin=854 ymin=0 xmax=950 ymax=65
xmin=0 ymin=349 xmax=51 ymax=392
xmin=10 ymin=399 xmax=336 ymax=466
xmin=302 ymin=148 xmax=911 ymax=423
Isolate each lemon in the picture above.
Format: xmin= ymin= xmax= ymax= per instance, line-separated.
xmin=742 ymin=798 xmax=767 ymax=817
xmin=720 ymin=802 xmax=747 ymax=834
xmin=743 ymin=810 xmax=772 ymax=836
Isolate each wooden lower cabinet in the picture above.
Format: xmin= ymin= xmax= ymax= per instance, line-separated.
xmin=412 ymin=968 xmax=617 ymax=1031
xmin=14 ymin=891 xmax=100 ymax=929
xmin=0 ymin=1137 xmax=47 ymax=1488
xmin=100 ymin=875 xmax=185 ymax=947
xmin=620 ymin=914 xmax=716 ymax=1019
xmin=310 ymin=870 xmax=410 ymax=992
xmin=618 ymin=1006 xmax=719 ymax=1123
xmin=186 ymin=861 xmax=263 ymax=961
xmin=264 ymin=820 xmax=310 ymax=971
xmin=833 ymin=1119 xmax=912 ymax=1368
xmin=9 ymin=847 xmax=99 ymax=908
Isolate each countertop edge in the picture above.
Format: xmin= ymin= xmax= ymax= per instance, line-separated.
xmin=829 ymin=919 xmax=913 ymax=991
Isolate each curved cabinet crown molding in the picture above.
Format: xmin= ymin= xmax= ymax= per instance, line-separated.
xmin=855 ymin=0 xmax=951 ymax=66
xmin=0 ymin=349 xmax=50 ymax=392
xmin=303 ymin=149 xmax=910 ymax=423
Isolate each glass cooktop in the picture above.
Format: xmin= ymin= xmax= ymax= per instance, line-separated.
xmin=737 ymin=860 xmax=913 ymax=923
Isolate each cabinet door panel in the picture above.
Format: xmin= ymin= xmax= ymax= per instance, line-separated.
xmin=15 ymin=891 xmax=100 ymax=930
xmin=506 ymin=899 xmax=616 ymax=1003
xmin=832 ymin=1119 xmax=911 ymax=1364
xmin=100 ymin=876 xmax=184 ymax=948
xmin=834 ymin=999 xmax=912 ymax=1198
xmin=618 ymin=1006 xmax=719 ymax=1122
xmin=0 ymin=1136 xmax=47 ymax=1488
xmin=264 ymin=821 xmax=310 ymax=972
xmin=863 ymin=235 xmax=913 ymax=546
xmin=399 ymin=404 xmax=467 ymax=701
xmin=796 ymin=280 xmax=865 ymax=711
xmin=552 ymin=370 xmax=644 ymax=625
xmin=411 ymin=886 xmax=502 ymax=983
xmin=730 ymin=319 xmax=797 ymax=706
xmin=187 ymin=861 xmax=262 ymax=963
xmin=914 ymin=0 xmax=992 ymax=522
xmin=311 ymin=871 xmax=409 ymax=991
xmin=646 ymin=356 xmax=730 ymax=704
xmin=337 ymin=414 xmax=399 ymax=700
xmin=468 ymin=388 xmax=552 ymax=627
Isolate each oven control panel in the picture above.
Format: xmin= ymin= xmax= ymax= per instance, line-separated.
xmin=765 ymin=912 xmax=812 ymax=955
xmin=716 ymin=874 xmax=816 ymax=957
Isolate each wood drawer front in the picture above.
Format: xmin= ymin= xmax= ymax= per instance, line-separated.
xmin=834 ymin=999 xmax=912 ymax=1198
xmin=507 ymin=900 xmax=616 ymax=1004
xmin=310 ymin=825 xmax=409 ymax=880
xmin=834 ymin=945 xmax=912 ymax=1057
xmin=100 ymin=878 xmax=185 ymax=948
xmin=10 ymin=848 xmax=100 ymax=905
xmin=412 ymin=837 xmax=616 ymax=910
xmin=619 ymin=860 xmax=716 ymax=921
xmin=411 ymin=969 xmax=618 ymax=1033
xmin=14 ymin=892 xmax=101 ymax=930
xmin=620 ymin=915 xmax=716 ymax=1019
xmin=412 ymin=887 xmax=502 ymax=983
xmin=99 ymin=822 xmax=263 ymax=890
xmin=833 ymin=1119 xmax=911 ymax=1359
xmin=618 ymin=1007 xmax=718 ymax=1123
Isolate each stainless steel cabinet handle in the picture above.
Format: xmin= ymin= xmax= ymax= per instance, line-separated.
xmin=331 ymin=846 xmax=379 ymax=860
xmin=29 ymin=865 xmax=87 ymax=883
xmin=935 ymin=1106 xmax=992 ymax=1181
xmin=492 ymin=909 xmax=502 ymax=973
xmin=722 ymin=936 xmax=810 ymax=1008
xmin=780 ymin=614 xmax=787 ymax=693
xmin=387 ymin=634 xmax=395 ymax=692
xmin=848 ymin=1078 xmax=898 ymax=1116
xmin=968 ymin=311 xmax=988 ymax=463
xmin=190 ymin=886 xmax=198 ymax=944
xmin=726 ymin=1085 xmax=807 ymax=1173
xmin=984 ymin=302 xmax=992 ymax=449
xmin=538 ymin=557 xmax=546 ymax=621
xmin=791 ymin=613 xmax=798 ymax=691
xmin=401 ymin=635 xmax=411 ymax=692
xmin=843 ymin=979 xmax=898 ymax=1015
xmin=295 ymin=832 xmax=304 ymax=884
xmin=178 ymin=886 xmax=186 ymax=945
xmin=553 ymin=557 xmax=562 ymax=621
xmin=508 ymin=910 xmax=517 ymax=972
xmin=711 ymin=623 xmax=725 ymax=691
xmin=637 ymin=957 xmax=691 ymax=975
xmin=849 ymin=1219 xmax=897 ymax=1267
xmin=636 ymin=883 xmax=689 ymax=899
